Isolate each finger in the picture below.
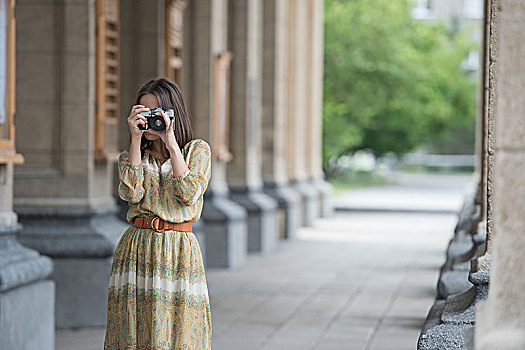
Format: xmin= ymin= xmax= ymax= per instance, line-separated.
xmin=132 ymin=119 xmax=145 ymax=128
xmin=131 ymin=109 xmax=149 ymax=120
xmin=131 ymin=105 xmax=143 ymax=114
xmin=129 ymin=107 xmax=146 ymax=119
xmin=134 ymin=107 xmax=150 ymax=114
xmin=132 ymin=105 xmax=148 ymax=113
xmin=161 ymin=112 xmax=171 ymax=130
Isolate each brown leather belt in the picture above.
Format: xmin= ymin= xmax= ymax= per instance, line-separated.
xmin=133 ymin=217 xmax=193 ymax=233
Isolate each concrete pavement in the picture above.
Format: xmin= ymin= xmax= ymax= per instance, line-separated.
xmin=207 ymin=211 xmax=455 ymax=350
xmin=56 ymin=211 xmax=455 ymax=350
xmin=56 ymin=172 xmax=466 ymax=349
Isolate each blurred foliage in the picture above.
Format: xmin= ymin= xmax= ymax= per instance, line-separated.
xmin=425 ymin=118 xmax=476 ymax=154
xmin=323 ymin=0 xmax=479 ymax=172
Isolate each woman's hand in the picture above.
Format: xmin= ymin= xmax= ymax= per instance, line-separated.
xmin=127 ymin=105 xmax=149 ymax=139
xmin=146 ymin=112 xmax=179 ymax=152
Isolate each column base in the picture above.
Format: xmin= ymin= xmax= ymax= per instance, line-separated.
xmin=418 ymin=272 xmax=489 ymax=350
xmin=53 ymin=257 xmax=113 ymax=328
xmin=0 ymin=221 xmax=54 ymax=350
xmin=16 ymin=206 xmax=129 ymax=258
xmin=201 ymin=191 xmax=248 ymax=268
xmin=1 ymin=280 xmax=55 ymax=350
xmin=116 ymin=197 xmax=129 ymax=223
xmin=263 ymin=182 xmax=302 ymax=240
xmin=437 ymin=231 xmax=477 ymax=299
xmin=417 ymin=183 xmax=488 ymax=350
xmin=15 ymin=206 xmax=129 ymax=328
xmin=291 ymin=180 xmax=319 ymax=227
xmin=193 ymin=220 xmax=206 ymax=267
xmin=229 ymin=188 xmax=279 ymax=253
xmin=310 ymin=177 xmax=335 ymax=218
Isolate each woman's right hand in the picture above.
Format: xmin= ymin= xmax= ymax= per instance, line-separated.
xmin=127 ymin=105 xmax=149 ymax=138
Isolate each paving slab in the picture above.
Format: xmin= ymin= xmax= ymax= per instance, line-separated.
xmin=55 ymin=174 xmax=459 ymax=350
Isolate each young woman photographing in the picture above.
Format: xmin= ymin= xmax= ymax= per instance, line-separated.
xmin=104 ymin=78 xmax=212 ymax=350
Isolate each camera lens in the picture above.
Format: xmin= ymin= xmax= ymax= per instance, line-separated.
xmin=150 ymin=116 xmax=166 ymax=131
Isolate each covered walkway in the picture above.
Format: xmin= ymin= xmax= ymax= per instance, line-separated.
xmin=207 ymin=211 xmax=455 ymax=350
xmin=57 ymin=173 xmax=469 ymax=350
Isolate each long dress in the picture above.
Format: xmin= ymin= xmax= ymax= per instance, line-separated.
xmin=104 ymin=138 xmax=213 ymax=350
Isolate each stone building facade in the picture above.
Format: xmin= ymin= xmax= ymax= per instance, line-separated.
xmin=0 ymin=0 xmax=332 ymax=348
xmin=418 ymin=0 xmax=525 ymax=349
xmin=10 ymin=0 xmax=525 ymax=349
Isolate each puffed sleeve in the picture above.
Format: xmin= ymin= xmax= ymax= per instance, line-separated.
xmin=118 ymin=150 xmax=145 ymax=203
xmin=166 ymin=139 xmax=211 ymax=206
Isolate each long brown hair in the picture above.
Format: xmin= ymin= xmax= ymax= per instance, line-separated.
xmin=134 ymin=78 xmax=193 ymax=158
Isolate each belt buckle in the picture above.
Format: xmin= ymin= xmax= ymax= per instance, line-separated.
xmin=151 ymin=217 xmax=162 ymax=232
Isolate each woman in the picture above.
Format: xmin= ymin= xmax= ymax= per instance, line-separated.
xmin=104 ymin=78 xmax=212 ymax=350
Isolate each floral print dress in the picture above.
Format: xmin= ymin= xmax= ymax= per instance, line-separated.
xmin=104 ymin=138 xmax=212 ymax=350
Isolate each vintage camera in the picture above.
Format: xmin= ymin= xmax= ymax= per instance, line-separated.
xmin=138 ymin=107 xmax=175 ymax=131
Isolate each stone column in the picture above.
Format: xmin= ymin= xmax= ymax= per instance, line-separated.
xmin=473 ymin=0 xmax=499 ymax=273
xmin=183 ymin=0 xmax=248 ymax=268
xmin=476 ymin=1 xmax=525 ymax=348
xmin=305 ymin=0 xmax=334 ymax=219
xmin=117 ymin=0 xmax=165 ymax=221
xmin=261 ymin=0 xmax=301 ymax=240
xmin=1 ymin=165 xmax=55 ymax=350
xmin=117 ymin=0 xmax=209 ymax=259
xmin=226 ymin=0 xmax=279 ymax=253
xmin=475 ymin=0 xmax=499 ymax=274
xmin=1 ymin=1 xmax=54 ymax=348
xmin=14 ymin=0 xmax=128 ymax=328
xmin=285 ymin=0 xmax=318 ymax=227
xmin=119 ymin=0 xmax=165 ymax=152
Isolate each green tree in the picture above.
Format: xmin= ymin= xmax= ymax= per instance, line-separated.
xmin=323 ymin=0 xmax=478 ymax=171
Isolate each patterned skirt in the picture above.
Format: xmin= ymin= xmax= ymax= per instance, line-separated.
xmin=104 ymin=226 xmax=212 ymax=350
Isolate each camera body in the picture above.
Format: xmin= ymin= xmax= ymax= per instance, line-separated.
xmin=138 ymin=107 xmax=175 ymax=131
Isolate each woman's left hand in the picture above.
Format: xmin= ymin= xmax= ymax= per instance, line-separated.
xmin=147 ymin=112 xmax=178 ymax=151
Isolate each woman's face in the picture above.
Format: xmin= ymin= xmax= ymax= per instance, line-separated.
xmin=139 ymin=93 xmax=161 ymax=141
